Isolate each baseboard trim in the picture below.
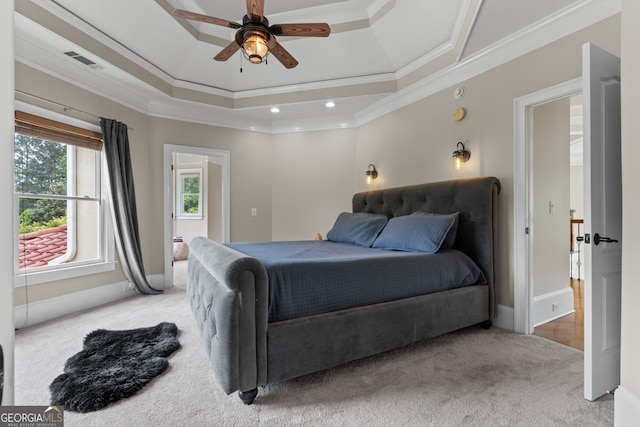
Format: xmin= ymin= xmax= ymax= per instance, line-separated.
xmin=14 ymin=274 xmax=166 ymax=328
xmin=615 ymin=386 xmax=640 ymax=426
xmin=493 ymin=304 xmax=514 ymax=331
xmin=533 ymin=287 xmax=575 ymax=327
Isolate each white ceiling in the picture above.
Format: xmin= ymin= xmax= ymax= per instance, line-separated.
xmin=13 ymin=0 xmax=620 ymax=133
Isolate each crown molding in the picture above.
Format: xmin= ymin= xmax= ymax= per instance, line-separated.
xmin=14 ymin=21 xmax=155 ymax=116
xmin=14 ymin=0 xmax=621 ymax=134
xmin=356 ymin=0 xmax=621 ymax=128
xmin=31 ymin=0 xmax=176 ymax=85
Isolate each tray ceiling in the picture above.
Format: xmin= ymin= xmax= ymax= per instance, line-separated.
xmin=14 ymin=0 xmax=620 ymax=132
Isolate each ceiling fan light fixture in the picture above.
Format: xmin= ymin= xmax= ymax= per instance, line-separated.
xmin=174 ymin=1 xmax=330 ymax=69
xmin=242 ymin=30 xmax=270 ymax=64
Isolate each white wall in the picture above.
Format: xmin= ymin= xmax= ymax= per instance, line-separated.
xmin=207 ymin=160 xmax=222 ymax=242
xmin=570 ymin=165 xmax=584 ymax=220
xmin=618 ymin=0 xmax=640 ymax=423
xmin=1 ymin=0 xmax=15 ymax=405
xmin=532 ymin=99 xmax=571 ymax=297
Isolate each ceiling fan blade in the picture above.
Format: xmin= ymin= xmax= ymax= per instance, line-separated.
xmin=246 ymin=0 xmax=265 ymax=23
xmin=269 ymin=23 xmax=331 ymax=37
xmin=173 ymin=9 xmax=241 ymax=30
xmin=214 ymin=41 xmax=241 ymax=62
xmin=269 ymin=41 xmax=299 ymax=69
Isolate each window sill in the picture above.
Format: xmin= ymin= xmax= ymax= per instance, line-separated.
xmin=14 ymin=260 xmax=116 ymax=286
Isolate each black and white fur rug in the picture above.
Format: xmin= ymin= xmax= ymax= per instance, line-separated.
xmin=50 ymin=322 xmax=180 ymax=412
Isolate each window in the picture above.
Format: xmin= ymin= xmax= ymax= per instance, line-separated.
xmin=14 ymin=110 xmax=114 ymax=285
xmin=176 ymin=168 xmax=203 ymax=219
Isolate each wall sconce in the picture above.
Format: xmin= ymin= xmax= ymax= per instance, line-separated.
xmin=366 ymin=164 xmax=378 ymax=184
xmin=452 ymin=142 xmax=471 ymax=170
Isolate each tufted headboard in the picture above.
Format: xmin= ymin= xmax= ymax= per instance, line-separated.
xmin=352 ymin=176 xmax=501 ymax=317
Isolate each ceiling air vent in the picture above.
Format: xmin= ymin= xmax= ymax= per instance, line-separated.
xmin=63 ymin=51 xmax=102 ymax=70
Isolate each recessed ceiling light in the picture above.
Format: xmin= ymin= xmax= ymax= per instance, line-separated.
xmin=325 ymin=101 xmax=335 ymax=108
xmin=270 ymin=107 xmax=280 ymax=113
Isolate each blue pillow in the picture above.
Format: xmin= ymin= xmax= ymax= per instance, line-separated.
xmin=326 ymin=212 xmax=388 ymax=247
xmin=372 ymin=212 xmax=458 ymax=253
xmin=435 ymin=212 xmax=460 ymax=249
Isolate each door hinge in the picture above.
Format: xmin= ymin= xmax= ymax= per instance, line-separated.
xmin=525 ymin=227 xmax=529 ymax=234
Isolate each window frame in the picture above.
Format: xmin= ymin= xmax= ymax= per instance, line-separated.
xmin=175 ymin=167 xmax=203 ymax=219
xmin=13 ymin=103 xmax=115 ymax=286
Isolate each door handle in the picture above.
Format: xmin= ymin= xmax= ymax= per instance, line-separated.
xmin=593 ymin=233 xmax=619 ymax=245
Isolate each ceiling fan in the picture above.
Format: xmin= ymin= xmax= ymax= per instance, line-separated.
xmin=173 ymin=0 xmax=331 ymax=69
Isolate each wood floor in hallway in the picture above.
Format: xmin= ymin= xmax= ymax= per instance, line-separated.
xmin=533 ymin=279 xmax=584 ymax=350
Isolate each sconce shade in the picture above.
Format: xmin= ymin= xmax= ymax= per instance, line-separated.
xmin=366 ymin=164 xmax=378 ymax=184
xmin=452 ymin=142 xmax=471 ymax=170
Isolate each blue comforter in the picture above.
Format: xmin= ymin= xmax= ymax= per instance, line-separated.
xmin=225 ymin=240 xmax=486 ymax=323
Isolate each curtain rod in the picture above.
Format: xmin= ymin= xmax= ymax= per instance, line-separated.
xmin=14 ymin=89 xmax=134 ymax=131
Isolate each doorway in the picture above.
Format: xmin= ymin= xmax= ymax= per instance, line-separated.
xmin=513 ymin=78 xmax=582 ymax=334
xmin=531 ymin=94 xmax=584 ymax=350
xmin=163 ymin=144 xmax=230 ymax=288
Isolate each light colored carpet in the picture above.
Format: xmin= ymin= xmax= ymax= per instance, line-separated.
xmin=15 ymin=261 xmax=613 ymax=426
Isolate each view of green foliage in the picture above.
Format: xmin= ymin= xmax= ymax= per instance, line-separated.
xmin=183 ymin=195 xmax=199 ymax=214
xmin=19 ymin=213 xmax=67 ymax=234
xmin=14 ymin=134 xmax=68 ymax=232
xmin=182 ymin=175 xmax=200 ymax=214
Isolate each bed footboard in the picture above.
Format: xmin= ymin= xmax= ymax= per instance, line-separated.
xmin=187 ymin=237 xmax=268 ymax=397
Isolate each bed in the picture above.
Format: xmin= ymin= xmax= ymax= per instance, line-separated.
xmin=187 ymin=176 xmax=501 ymax=404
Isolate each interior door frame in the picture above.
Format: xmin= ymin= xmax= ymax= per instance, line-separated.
xmin=163 ymin=144 xmax=230 ymax=288
xmin=513 ymin=77 xmax=582 ymax=333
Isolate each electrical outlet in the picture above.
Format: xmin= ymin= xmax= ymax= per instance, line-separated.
xmin=552 ymin=302 xmax=559 ymax=312
xmin=251 ymin=208 xmax=257 ymax=217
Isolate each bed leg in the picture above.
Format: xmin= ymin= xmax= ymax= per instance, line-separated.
xmin=238 ymin=388 xmax=258 ymax=405
xmin=480 ymin=320 xmax=492 ymax=329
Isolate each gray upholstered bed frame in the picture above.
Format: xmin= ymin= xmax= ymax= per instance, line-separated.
xmin=187 ymin=176 xmax=501 ymax=404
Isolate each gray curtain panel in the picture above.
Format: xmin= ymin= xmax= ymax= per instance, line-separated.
xmin=101 ymin=118 xmax=161 ymax=295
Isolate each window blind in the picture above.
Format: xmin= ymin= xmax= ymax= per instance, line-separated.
xmin=15 ymin=111 xmax=103 ymax=151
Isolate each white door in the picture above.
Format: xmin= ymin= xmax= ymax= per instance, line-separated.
xmin=582 ymin=43 xmax=622 ymax=401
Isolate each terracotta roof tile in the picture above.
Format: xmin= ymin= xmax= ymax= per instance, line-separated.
xmin=18 ymin=224 xmax=68 ymax=269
